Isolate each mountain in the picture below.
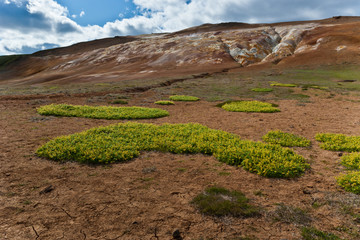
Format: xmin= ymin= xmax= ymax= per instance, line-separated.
xmin=1 ymin=16 xmax=360 ymax=86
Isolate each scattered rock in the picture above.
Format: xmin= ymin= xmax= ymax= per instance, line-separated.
xmin=303 ymin=189 xmax=311 ymax=194
xmin=39 ymin=185 xmax=54 ymax=195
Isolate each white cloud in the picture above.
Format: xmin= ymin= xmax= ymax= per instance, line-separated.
xmin=1 ymin=0 xmax=360 ymax=55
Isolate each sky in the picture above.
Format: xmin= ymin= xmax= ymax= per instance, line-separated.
xmin=0 ymin=0 xmax=359 ymax=55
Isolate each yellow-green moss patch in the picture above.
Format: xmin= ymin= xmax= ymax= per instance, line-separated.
xmin=263 ymin=130 xmax=311 ymax=147
xmin=221 ymin=101 xmax=280 ymax=113
xmin=155 ymin=100 xmax=175 ymax=105
xmin=36 ymin=122 xmax=309 ymax=178
xmin=341 ymin=152 xmax=360 ymax=170
xmin=37 ymin=104 xmax=169 ymax=120
xmin=315 ymin=133 xmax=360 ymax=152
xmin=251 ymin=88 xmax=273 ymax=92
xmin=337 ymin=171 xmax=360 ymax=194
xmin=169 ymin=95 xmax=199 ymax=101
xmin=270 ymin=82 xmax=297 ymax=87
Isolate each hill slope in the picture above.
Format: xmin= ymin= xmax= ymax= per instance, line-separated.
xmin=1 ymin=16 xmax=360 ymax=86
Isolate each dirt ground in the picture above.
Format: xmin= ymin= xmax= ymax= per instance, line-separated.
xmin=2 ymin=88 xmax=360 ymax=240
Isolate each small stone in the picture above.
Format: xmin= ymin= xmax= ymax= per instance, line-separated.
xmin=303 ymin=189 xmax=311 ymax=194
xmin=172 ymin=229 xmax=182 ymax=240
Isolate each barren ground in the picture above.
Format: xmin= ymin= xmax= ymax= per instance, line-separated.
xmin=2 ymin=83 xmax=360 ymax=239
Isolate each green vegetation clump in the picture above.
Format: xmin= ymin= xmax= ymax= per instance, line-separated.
xmin=341 ymin=152 xmax=360 ymax=170
xmin=315 ymin=133 xmax=360 ymax=152
xmin=37 ymin=104 xmax=169 ymax=120
xmin=270 ymin=82 xmax=297 ymax=87
xmin=337 ymin=172 xmax=360 ymax=194
xmin=36 ymin=122 xmax=309 ymax=178
xmin=301 ymin=227 xmax=342 ymax=240
xmin=251 ymin=88 xmax=273 ymax=92
xmin=191 ymin=186 xmax=259 ymax=217
xmin=262 ymin=130 xmax=311 ymax=147
xmin=112 ymin=99 xmax=128 ymax=104
xmin=169 ymin=95 xmax=199 ymax=101
xmin=155 ymin=100 xmax=175 ymax=105
xmin=221 ymin=101 xmax=280 ymax=113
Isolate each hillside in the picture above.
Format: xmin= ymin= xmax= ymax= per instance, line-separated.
xmin=1 ymin=16 xmax=360 ymax=87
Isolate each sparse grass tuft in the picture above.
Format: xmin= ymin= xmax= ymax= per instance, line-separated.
xmin=315 ymin=133 xmax=360 ymax=152
xmin=37 ymin=104 xmax=169 ymax=120
xmin=337 ymin=171 xmax=360 ymax=194
xmin=271 ymin=203 xmax=312 ymax=226
xmin=301 ymin=226 xmax=341 ymax=240
xmin=262 ymin=130 xmax=311 ymax=147
xmin=270 ymin=82 xmax=297 ymax=87
xmin=220 ymin=101 xmax=280 ymax=113
xmin=191 ymin=186 xmax=259 ymax=217
xmin=36 ymin=122 xmax=309 ymax=178
xmin=251 ymin=88 xmax=273 ymax=92
xmin=169 ymin=95 xmax=199 ymax=101
xmin=155 ymin=100 xmax=175 ymax=105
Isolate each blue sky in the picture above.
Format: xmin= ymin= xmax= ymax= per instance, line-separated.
xmin=0 ymin=0 xmax=360 ymax=55
xmin=56 ymin=0 xmax=138 ymax=26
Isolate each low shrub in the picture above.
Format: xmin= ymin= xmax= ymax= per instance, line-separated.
xmin=251 ymin=88 xmax=273 ymax=92
xmin=262 ymin=130 xmax=311 ymax=147
xmin=191 ymin=186 xmax=259 ymax=217
xmin=270 ymin=82 xmax=297 ymax=87
xmin=301 ymin=227 xmax=341 ymax=240
xmin=221 ymin=101 xmax=280 ymax=113
xmin=155 ymin=100 xmax=175 ymax=105
xmin=36 ymin=122 xmax=309 ymax=178
xmin=315 ymin=133 xmax=360 ymax=152
xmin=341 ymin=152 xmax=360 ymax=170
xmin=169 ymin=95 xmax=199 ymax=101
xmin=337 ymin=171 xmax=360 ymax=194
xmin=37 ymin=104 xmax=169 ymax=120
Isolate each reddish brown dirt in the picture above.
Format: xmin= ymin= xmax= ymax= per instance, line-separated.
xmin=2 ymin=89 xmax=360 ymax=239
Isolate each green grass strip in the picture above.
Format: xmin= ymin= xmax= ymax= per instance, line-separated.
xmin=263 ymin=130 xmax=311 ymax=147
xmin=315 ymin=133 xmax=360 ymax=152
xmin=37 ymin=104 xmax=169 ymax=120
xmin=221 ymin=101 xmax=280 ymax=113
xmin=36 ymin=122 xmax=309 ymax=178
xmin=169 ymin=95 xmax=199 ymax=101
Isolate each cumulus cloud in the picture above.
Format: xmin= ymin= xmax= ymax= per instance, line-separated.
xmin=1 ymin=0 xmax=360 ymax=55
